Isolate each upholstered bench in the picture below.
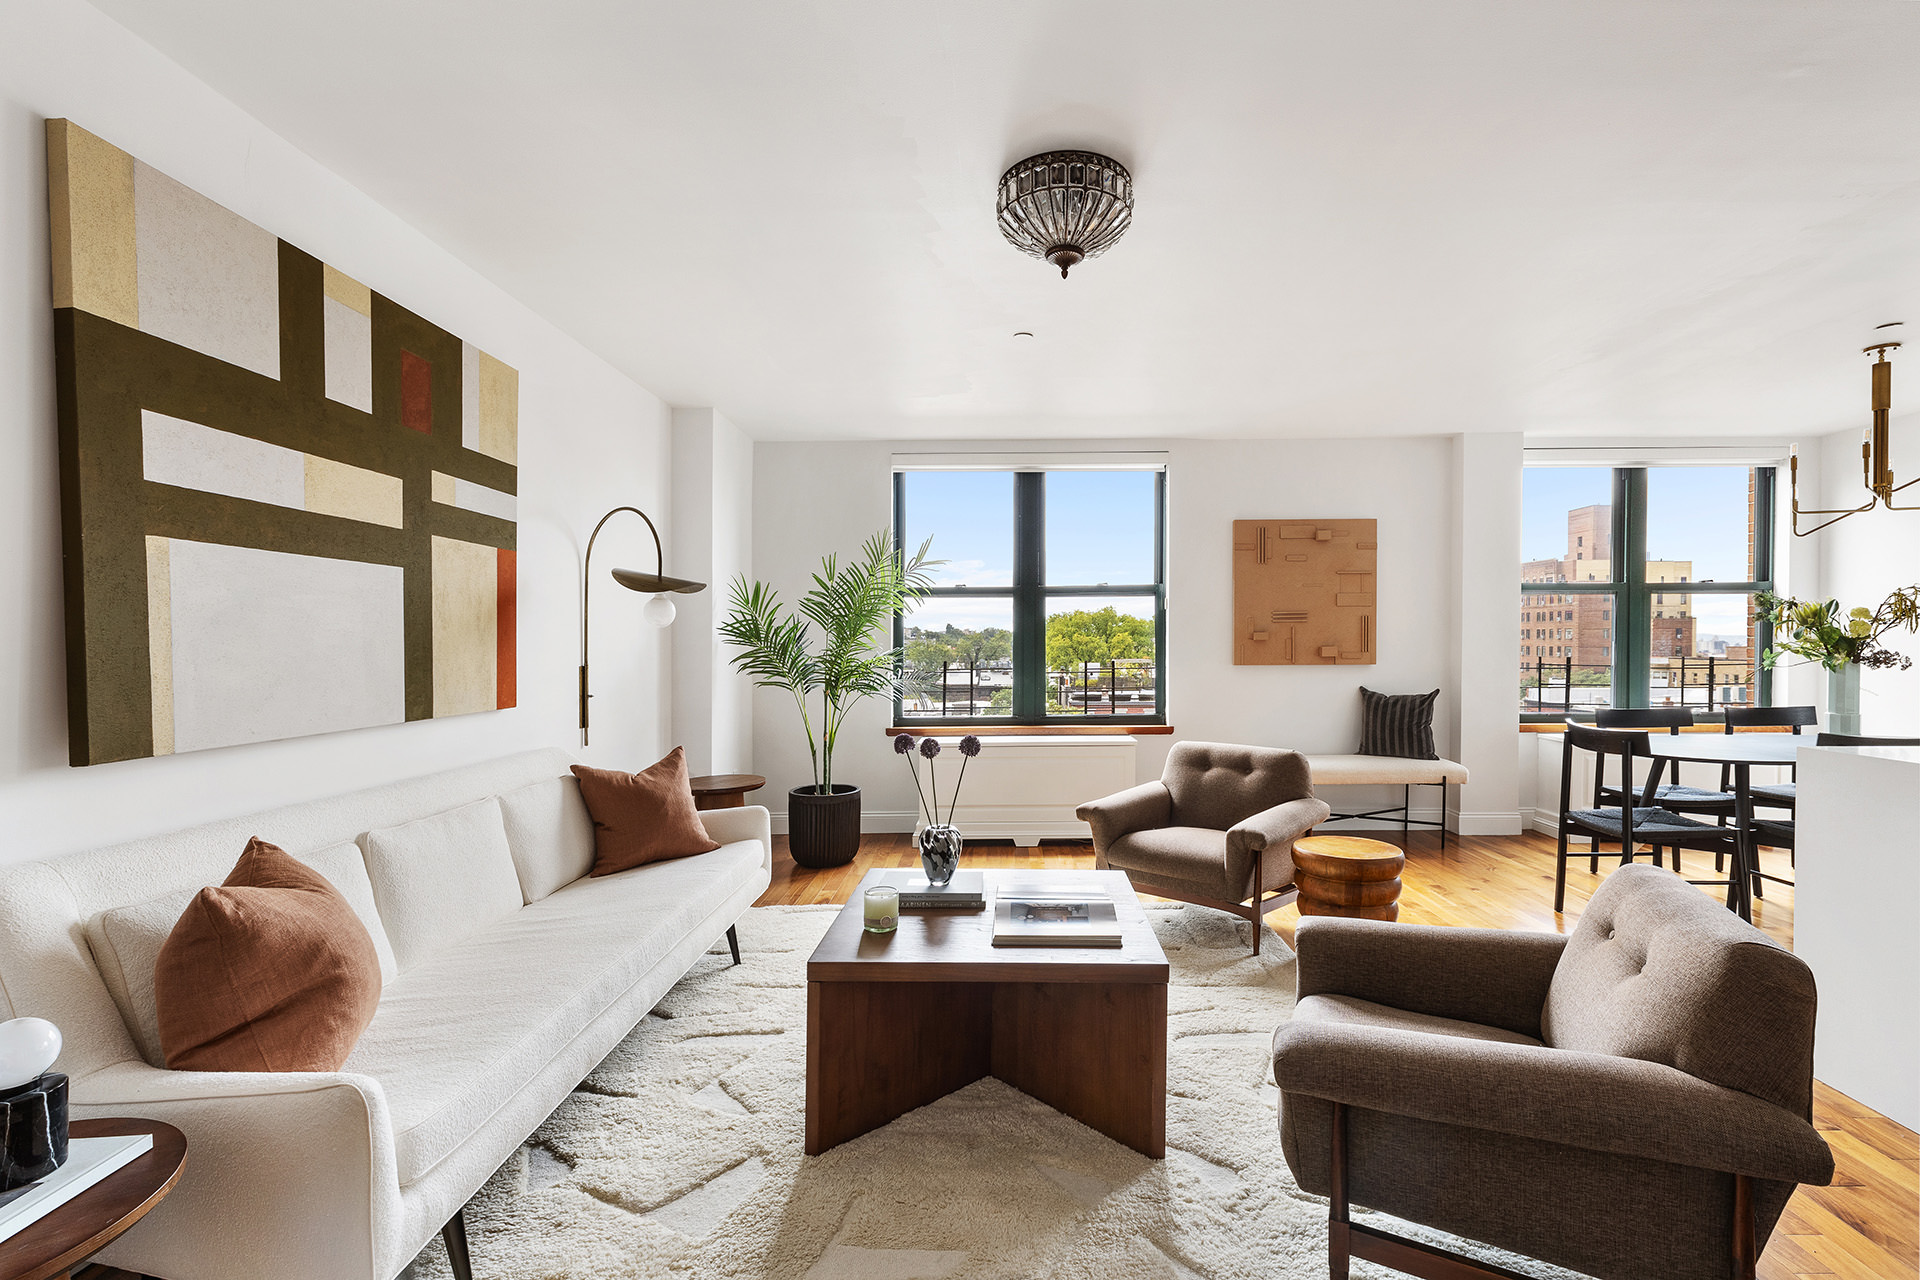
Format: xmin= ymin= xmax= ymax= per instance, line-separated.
xmin=1303 ymin=755 xmax=1470 ymax=848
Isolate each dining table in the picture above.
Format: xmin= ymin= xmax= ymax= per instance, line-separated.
xmin=1644 ymin=733 xmax=1800 ymax=921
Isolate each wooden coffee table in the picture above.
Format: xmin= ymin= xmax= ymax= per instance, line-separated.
xmin=1292 ymin=835 xmax=1405 ymax=921
xmin=0 ymin=1118 xmax=187 ymax=1280
xmin=806 ymin=869 xmax=1169 ymax=1158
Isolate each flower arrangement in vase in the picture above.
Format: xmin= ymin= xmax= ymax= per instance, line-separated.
xmin=895 ymin=733 xmax=983 ymax=886
xmin=1757 ymin=587 xmax=1920 ymax=735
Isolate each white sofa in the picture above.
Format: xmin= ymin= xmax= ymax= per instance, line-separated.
xmin=0 ymin=749 xmax=771 ymax=1280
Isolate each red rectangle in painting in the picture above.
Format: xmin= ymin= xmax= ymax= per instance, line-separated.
xmin=496 ymin=547 xmax=517 ymax=708
xmin=401 ymin=349 xmax=432 ymax=433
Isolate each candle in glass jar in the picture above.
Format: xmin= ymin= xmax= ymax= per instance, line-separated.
xmin=863 ymin=886 xmax=899 ymax=934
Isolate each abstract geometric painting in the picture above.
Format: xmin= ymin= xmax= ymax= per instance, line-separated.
xmin=47 ymin=119 xmax=519 ymax=766
xmin=1232 ymin=518 xmax=1377 ymax=665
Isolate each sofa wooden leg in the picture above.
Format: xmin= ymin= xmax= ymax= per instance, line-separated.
xmin=726 ymin=924 xmax=741 ymax=966
xmin=442 ymin=1208 xmax=473 ymax=1280
xmin=1329 ymin=1101 xmax=1350 ymax=1280
xmin=1732 ymin=1174 xmax=1757 ymax=1280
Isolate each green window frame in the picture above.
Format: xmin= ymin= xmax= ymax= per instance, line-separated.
xmin=893 ymin=468 xmax=1168 ymax=726
xmin=1520 ymin=466 xmax=1777 ymax=723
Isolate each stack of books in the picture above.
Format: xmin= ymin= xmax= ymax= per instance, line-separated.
xmin=871 ymin=868 xmax=985 ymax=910
xmin=0 ymin=1132 xmax=152 ymax=1243
xmin=991 ymin=882 xmax=1123 ymax=947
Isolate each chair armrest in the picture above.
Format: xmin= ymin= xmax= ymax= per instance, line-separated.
xmin=72 ymin=1060 xmax=402 ymax=1280
xmin=1076 ymin=781 xmax=1171 ymax=851
xmin=1294 ymin=917 xmax=1566 ymax=1040
xmin=1225 ymin=796 xmax=1331 ymax=891
xmin=1272 ymin=1020 xmax=1834 ymax=1186
xmin=700 ymin=804 xmax=773 ymax=870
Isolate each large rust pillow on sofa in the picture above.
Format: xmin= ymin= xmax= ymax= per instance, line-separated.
xmin=571 ymin=747 xmax=721 ymax=876
xmin=155 ymin=837 xmax=382 ymax=1072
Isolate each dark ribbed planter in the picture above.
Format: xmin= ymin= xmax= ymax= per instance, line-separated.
xmin=788 ymin=784 xmax=861 ymax=868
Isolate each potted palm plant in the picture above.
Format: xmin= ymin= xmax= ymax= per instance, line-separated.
xmin=719 ymin=529 xmax=937 ymax=867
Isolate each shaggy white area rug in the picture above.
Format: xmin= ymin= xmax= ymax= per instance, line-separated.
xmin=402 ymin=904 xmax=1576 ymax=1280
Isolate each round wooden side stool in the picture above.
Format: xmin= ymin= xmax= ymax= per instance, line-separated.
xmin=688 ymin=774 xmax=766 ymax=812
xmin=1292 ymin=835 xmax=1405 ymax=921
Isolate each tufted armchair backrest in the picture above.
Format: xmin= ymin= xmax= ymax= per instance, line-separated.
xmin=1541 ymin=864 xmax=1817 ymax=1116
xmin=1160 ymin=741 xmax=1314 ymax=832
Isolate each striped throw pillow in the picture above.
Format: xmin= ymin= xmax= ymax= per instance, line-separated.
xmin=1356 ymin=687 xmax=1439 ymax=760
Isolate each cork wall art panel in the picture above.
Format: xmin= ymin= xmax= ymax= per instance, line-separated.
xmin=47 ymin=118 xmax=520 ymax=765
xmin=1232 ymin=518 xmax=1378 ymax=666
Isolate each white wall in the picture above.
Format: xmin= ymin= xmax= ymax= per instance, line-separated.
xmin=1451 ymin=434 xmax=1524 ymax=834
xmin=670 ymin=407 xmax=754 ymax=775
xmin=750 ymin=435 xmax=1508 ymax=833
xmin=0 ymin=0 xmax=673 ymax=863
xmin=1816 ymin=413 xmax=1920 ymax=735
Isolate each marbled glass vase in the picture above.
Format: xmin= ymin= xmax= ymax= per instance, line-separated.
xmin=917 ymin=824 xmax=963 ymax=886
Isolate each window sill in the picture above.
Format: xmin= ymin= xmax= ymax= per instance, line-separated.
xmin=886 ymin=724 xmax=1175 ymax=737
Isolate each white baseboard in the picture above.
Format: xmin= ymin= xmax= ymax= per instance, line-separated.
xmin=1521 ymin=806 xmax=1562 ymax=836
xmin=1453 ymin=810 xmax=1524 ymax=837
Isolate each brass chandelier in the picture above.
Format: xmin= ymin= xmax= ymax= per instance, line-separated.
xmin=1791 ymin=323 xmax=1917 ymax=536
xmin=996 ymin=150 xmax=1133 ymax=278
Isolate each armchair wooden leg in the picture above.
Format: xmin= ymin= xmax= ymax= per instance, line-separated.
xmin=1732 ymin=1174 xmax=1757 ymax=1280
xmin=726 ymin=924 xmax=741 ymax=966
xmin=1329 ymin=1101 xmax=1351 ymax=1280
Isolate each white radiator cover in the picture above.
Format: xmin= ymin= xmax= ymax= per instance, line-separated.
xmin=914 ymin=735 xmax=1139 ymax=847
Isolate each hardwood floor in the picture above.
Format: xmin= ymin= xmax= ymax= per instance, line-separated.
xmin=755 ymin=827 xmax=1917 ymax=1280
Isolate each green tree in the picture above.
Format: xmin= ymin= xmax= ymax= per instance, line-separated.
xmin=1045 ymin=607 xmax=1154 ymax=669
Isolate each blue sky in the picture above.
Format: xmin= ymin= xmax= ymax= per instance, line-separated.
xmin=1522 ymin=465 xmax=1758 ymax=639
xmin=902 ymin=471 xmax=1156 ymax=632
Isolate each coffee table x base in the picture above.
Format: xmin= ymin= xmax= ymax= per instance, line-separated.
xmin=805 ymin=869 xmax=1169 ymax=1159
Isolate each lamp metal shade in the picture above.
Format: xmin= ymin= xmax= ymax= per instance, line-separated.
xmin=611 ymin=568 xmax=707 ymax=594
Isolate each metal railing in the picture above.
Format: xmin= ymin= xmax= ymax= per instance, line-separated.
xmin=902 ymin=658 xmax=1157 ymax=718
xmin=1519 ymin=655 xmax=1759 ymax=716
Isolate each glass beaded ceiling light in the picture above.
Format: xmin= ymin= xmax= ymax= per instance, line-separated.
xmin=996 ymin=150 xmax=1133 ymax=278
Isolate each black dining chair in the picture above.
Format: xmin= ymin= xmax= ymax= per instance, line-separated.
xmin=1722 ymin=705 xmax=1817 ymax=813
xmin=1555 ymin=722 xmax=1745 ymax=915
xmin=1590 ymin=708 xmax=1736 ymax=872
xmin=1735 ymin=731 xmax=1920 ymax=900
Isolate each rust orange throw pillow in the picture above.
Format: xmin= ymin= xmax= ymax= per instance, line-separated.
xmin=156 ymin=837 xmax=382 ymax=1072
xmin=571 ymin=747 xmax=722 ymax=876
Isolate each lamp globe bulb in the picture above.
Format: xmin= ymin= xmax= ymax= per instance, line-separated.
xmin=644 ymin=594 xmax=677 ymax=628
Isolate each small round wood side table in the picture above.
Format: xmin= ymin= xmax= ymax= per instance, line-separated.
xmin=1292 ymin=835 xmax=1405 ymax=921
xmin=0 ymin=1118 xmax=187 ymax=1280
xmin=689 ymin=773 xmax=767 ymax=811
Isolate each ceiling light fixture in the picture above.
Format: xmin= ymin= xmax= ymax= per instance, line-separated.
xmin=1790 ymin=323 xmax=1916 ymax=535
xmin=996 ymin=150 xmax=1133 ymax=279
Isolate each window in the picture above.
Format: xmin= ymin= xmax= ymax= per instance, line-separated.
xmin=896 ymin=467 xmax=1166 ymax=724
xmin=1519 ymin=465 xmax=1775 ymax=720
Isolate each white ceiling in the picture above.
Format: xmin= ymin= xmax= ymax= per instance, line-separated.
xmin=92 ymin=0 xmax=1920 ymax=442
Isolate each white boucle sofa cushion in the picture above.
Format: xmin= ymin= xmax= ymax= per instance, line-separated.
xmin=362 ymin=797 xmax=523 ymax=971
xmin=497 ymin=775 xmax=595 ymax=903
xmin=83 ymin=840 xmax=398 ymax=1067
xmin=343 ymin=839 xmax=762 ymax=1185
xmin=1304 ymin=754 xmax=1471 ymax=786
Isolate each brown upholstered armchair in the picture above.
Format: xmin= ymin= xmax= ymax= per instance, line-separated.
xmin=1076 ymin=741 xmax=1330 ymax=954
xmin=1272 ymin=863 xmax=1833 ymax=1280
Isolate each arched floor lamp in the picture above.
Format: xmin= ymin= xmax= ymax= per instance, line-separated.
xmin=580 ymin=506 xmax=705 ymax=745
